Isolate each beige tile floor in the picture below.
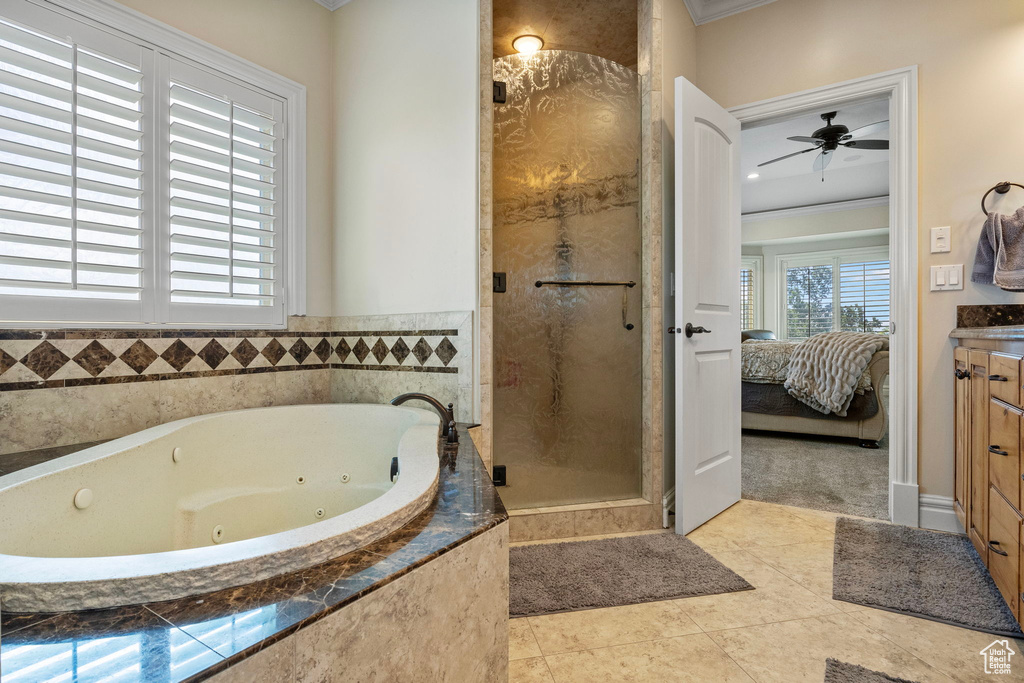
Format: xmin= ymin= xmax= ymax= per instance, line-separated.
xmin=508 ymin=499 xmax=1024 ymax=683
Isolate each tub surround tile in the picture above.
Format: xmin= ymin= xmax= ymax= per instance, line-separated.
xmin=1 ymin=427 xmax=507 ymax=683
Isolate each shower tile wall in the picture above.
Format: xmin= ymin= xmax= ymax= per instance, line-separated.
xmin=0 ymin=312 xmax=473 ymax=458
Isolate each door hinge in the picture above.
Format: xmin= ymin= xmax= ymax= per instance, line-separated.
xmin=889 ymin=321 xmax=896 ymax=334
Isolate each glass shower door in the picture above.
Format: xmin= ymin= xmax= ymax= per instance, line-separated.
xmin=492 ymin=50 xmax=642 ymax=510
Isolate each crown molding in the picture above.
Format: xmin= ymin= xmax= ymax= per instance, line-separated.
xmin=742 ymin=195 xmax=890 ymax=223
xmin=682 ymin=0 xmax=778 ymax=25
xmin=312 ymin=0 xmax=353 ymax=10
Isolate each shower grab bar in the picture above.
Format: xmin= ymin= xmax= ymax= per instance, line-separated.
xmin=534 ymin=280 xmax=636 ymax=288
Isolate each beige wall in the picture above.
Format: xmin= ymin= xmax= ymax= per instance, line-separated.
xmin=691 ymin=0 xmax=1024 ymax=498
xmin=119 ymin=0 xmax=336 ymax=316
xmin=331 ymin=0 xmax=480 ymax=317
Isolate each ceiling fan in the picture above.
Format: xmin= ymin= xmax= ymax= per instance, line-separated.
xmin=757 ymin=111 xmax=889 ymax=172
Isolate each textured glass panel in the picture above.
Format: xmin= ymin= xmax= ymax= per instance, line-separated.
xmin=492 ymin=51 xmax=641 ymax=509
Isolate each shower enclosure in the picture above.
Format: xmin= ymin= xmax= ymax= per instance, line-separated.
xmin=492 ymin=50 xmax=642 ymax=510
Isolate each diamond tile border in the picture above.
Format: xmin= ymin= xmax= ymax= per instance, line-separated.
xmin=0 ymin=329 xmax=459 ymax=391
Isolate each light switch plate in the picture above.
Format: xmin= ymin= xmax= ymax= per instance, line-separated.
xmin=930 ymin=264 xmax=963 ymax=291
xmin=930 ymin=226 xmax=951 ymax=253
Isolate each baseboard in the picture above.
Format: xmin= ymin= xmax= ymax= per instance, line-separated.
xmin=890 ymin=481 xmax=919 ymax=526
xmin=662 ymin=487 xmax=675 ymax=528
xmin=919 ymin=494 xmax=961 ymax=533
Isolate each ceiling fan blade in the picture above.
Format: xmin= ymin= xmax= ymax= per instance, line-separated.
xmin=843 ymin=139 xmax=889 ymax=150
xmin=757 ymin=146 xmax=819 ymax=167
xmin=844 ymin=120 xmax=888 ymax=140
xmin=813 ymin=150 xmax=833 ymax=172
xmin=787 ymin=135 xmax=823 ymax=144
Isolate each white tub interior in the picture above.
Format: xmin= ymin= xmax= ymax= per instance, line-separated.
xmin=0 ymin=403 xmax=426 ymax=559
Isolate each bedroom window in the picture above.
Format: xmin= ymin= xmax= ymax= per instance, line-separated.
xmin=740 ymin=256 xmax=762 ymax=330
xmin=0 ymin=0 xmax=305 ymax=327
xmin=779 ymin=247 xmax=890 ymax=340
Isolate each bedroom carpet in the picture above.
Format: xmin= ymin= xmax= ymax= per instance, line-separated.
xmin=509 ymin=533 xmax=753 ymax=617
xmin=833 ymin=518 xmax=1023 ymax=638
xmin=742 ymin=430 xmax=889 ymax=519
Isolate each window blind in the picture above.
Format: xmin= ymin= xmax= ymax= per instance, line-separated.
xmin=785 ymin=264 xmax=833 ymax=339
xmin=168 ymin=64 xmax=279 ymax=313
xmin=740 ymin=267 xmax=754 ymax=330
xmin=839 ymin=259 xmax=890 ymax=334
xmin=0 ymin=17 xmax=144 ymax=305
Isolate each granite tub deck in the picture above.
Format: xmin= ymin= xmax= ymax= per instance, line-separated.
xmin=0 ymin=425 xmax=509 ymax=683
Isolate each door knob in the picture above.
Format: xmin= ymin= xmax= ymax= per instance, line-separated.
xmin=684 ymin=323 xmax=711 ymax=338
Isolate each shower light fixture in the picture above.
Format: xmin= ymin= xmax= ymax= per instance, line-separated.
xmin=513 ymin=35 xmax=544 ymax=54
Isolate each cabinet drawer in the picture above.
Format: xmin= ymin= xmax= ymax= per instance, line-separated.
xmin=989 ymin=354 xmax=1022 ymax=407
xmin=989 ymin=399 xmax=1022 ymax=506
xmin=988 ymin=487 xmax=1021 ymax=618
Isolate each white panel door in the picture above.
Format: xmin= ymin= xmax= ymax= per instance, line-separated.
xmin=673 ymin=76 xmax=742 ymax=534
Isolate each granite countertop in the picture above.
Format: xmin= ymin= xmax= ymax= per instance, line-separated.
xmin=949 ymin=325 xmax=1024 ymax=341
xmin=0 ymin=424 xmax=506 ymax=683
xmin=950 ymin=304 xmax=1024 ymax=341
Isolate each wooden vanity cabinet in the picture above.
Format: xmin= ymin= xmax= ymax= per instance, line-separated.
xmin=954 ymin=339 xmax=1024 ymax=624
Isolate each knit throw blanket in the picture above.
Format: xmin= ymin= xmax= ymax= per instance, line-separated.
xmin=784 ymin=332 xmax=888 ymax=416
xmin=972 ymin=206 xmax=1024 ymax=291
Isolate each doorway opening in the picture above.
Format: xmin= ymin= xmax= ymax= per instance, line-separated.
xmin=728 ymin=67 xmax=920 ymax=526
xmin=738 ymin=98 xmax=892 ymax=520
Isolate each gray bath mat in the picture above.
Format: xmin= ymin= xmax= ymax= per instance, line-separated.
xmin=833 ymin=518 xmax=1023 ymax=637
xmin=509 ymin=533 xmax=753 ymax=617
xmin=824 ymin=659 xmax=918 ymax=683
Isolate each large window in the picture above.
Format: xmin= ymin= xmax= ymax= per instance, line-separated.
xmin=778 ymin=247 xmax=889 ymax=340
xmin=0 ymin=0 xmax=304 ymax=326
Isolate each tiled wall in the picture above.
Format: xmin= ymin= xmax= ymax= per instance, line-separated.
xmin=0 ymin=312 xmax=473 ymax=457
xmin=330 ymin=311 xmax=474 ymax=423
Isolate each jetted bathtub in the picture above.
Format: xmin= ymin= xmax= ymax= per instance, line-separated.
xmin=0 ymin=404 xmax=441 ymax=613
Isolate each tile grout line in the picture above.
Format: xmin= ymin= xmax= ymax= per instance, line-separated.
xmin=843 ymin=610 xmax=962 ymax=682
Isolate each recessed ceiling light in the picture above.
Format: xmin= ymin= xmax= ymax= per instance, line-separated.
xmin=844 ymin=155 xmax=863 ymax=162
xmin=747 ymin=173 xmax=760 ymax=179
xmin=513 ymin=35 xmax=544 ymax=54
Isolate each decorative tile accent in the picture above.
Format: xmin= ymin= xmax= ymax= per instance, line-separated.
xmin=197 ymin=340 xmax=229 ymax=370
xmin=412 ymin=338 xmax=433 ymax=365
xmin=72 ymin=341 xmax=117 ymax=377
xmin=262 ymin=339 xmax=287 ymax=366
xmin=289 ymin=338 xmax=312 ymax=364
xmin=335 ymin=339 xmax=352 ymax=362
xmin=0 ymin=348 xmax=16 ymax=376
xmin=371 ymin=338 xmax=389 ymax=364
xmin=352 ymin=338 xmax=371 ymax=363
xmin=390 ymin=338 xmax=410 ymax=365
xmin=313 ymin=338 xmax=333 ymax=363
xmin=435 ymin=337 xmax=458 ymax=366
xmin=231 ymin=339 xmax=260 ymax=368
xmin=161 ymin=340 xmax=196 ymax=372
xmin=20 ymin=342 xmax=70 ymax=380
xmin=0 ymin=325 xmax=461 ymax=391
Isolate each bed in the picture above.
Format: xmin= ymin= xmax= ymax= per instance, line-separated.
xmin=740 ymin=330 xmax=890 ymax=448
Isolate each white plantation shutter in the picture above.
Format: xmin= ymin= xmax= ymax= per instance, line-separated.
xmin=839 ymin=259 xmax=890 ymax=334
xmin=0 ymin=7 xmax=148 ymax=322
xmin=739 ymin=267 xmax=753 ymax=329
xmin=0 ymin=0 xmax=298 ymax=327
xmin=166 ymin=60 xmax=283 ymax=324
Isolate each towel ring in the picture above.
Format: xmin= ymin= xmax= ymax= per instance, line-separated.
xmin=982 ymin=182 xmax=1024 ymax=215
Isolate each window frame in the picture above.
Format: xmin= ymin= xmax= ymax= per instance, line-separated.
xmin=0 ymin=0 xmax=306 ymax=328
xmin=739 ymin=255 xmax=763 ymax=330
xmin=775 ymin=245 xmax=889 ymax=340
